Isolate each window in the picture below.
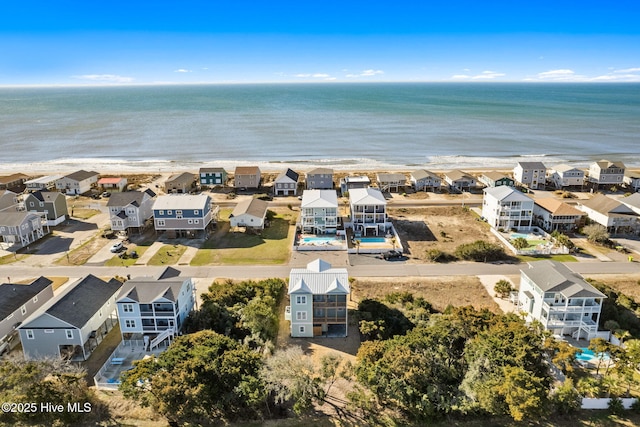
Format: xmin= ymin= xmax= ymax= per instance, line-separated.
xmin=299 ymin=326 xmax=305 ymax=334
xmin=296 ymin=296 xmax=307 ymax=304
xmin=187 ymin=219 xmax=193 ymax=224
xmin=125 ymin=320 xmax=136 ymax=328
xmin=194 ymin=219 xmax=199 ymax=224
xmin=29 ymin=202 xmax=34 ymax=207
xmin=66 ymin=330 xmax=74 ymax=339
xmin=39 ymin=202 xmax=44 ymax=207
xmin=167 ymin=210 xmax=173 ymax=215
xmin=21 ymin=305 xmax=27 ymax=315
xmin=44 ymin=329 xmax=54 ymax=334
xmin=26 ymin=330 xmax=34 ymax=340
xmin=123 ymin=304 xmax=134 ymax=313
xmin=156 ymin=219 xmax=165 ymax=226
xmin=158 ymin=210 xmax=164 ymax=215
xmin=33 ymin=295 xmax=38 ymax=303
xmin=296 ymin=311 xmax=307 ymax=321
xmin=194 ymin=210 xmax=199 ymax=214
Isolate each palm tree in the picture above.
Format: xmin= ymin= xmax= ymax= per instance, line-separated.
xmin=354 ymin=239 xmax=361 ymax=255
xmin=390 ymin=237 xmax=397 ymax=250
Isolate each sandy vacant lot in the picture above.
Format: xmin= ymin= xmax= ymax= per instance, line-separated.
xmin=390 ymin=206 xmax=499 ymax=262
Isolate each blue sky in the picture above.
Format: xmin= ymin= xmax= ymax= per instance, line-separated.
xmin=1 ymin=1 xmax=639 ymax=85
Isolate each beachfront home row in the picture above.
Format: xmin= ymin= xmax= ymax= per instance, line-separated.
xmin=286 ymin=259 xmax=350 ymax=338
xmin=444 ymin=170 xmax=477 ymax=192
xmin=55 ymin=170 xmax=100 ymax=195
xmin=24 ymin=175 xmax=64 ymax=192
xmin=588 ymin=160 xmax=625 ymax=187
xmin=108 ymin=189 xmax=157 ymax=234
xmin=479 ymin=171 xmax=514 ymax=188
xmin=18 ymin=275 xmax=122 ymax=361
xmin=0 ymin=173 xmax=28 ymax=192
xmin=229 ymin=198 xmax=269 ymax=230
xmin=23 ymin=191 xmax=69 ymax=226
xmin=306 ymin=168 xmax=334 ymax=190
xmin=98 ymin=177 xmax=128 ymax=193
xmin=300 ymin=190 xmax=338 ymax=234
xmin=116 ymin=267 xmax=195 ymax=343
xmin=199 ymin=167 xmax=228 ymax=187
xmin=164 ymin=172 xmax=196 ymax=194
xmin=513 ymin=162 xmax=546 ymax=190
xmin=349 ymin=187 xmax=387 ymax=236
xmin=482 ymin=186 xmax=533 ymax=231
xmin=518 ymin=261 xmax=606 ymax=341
xmin=234 ymin=166 xmax=261 ymax=189
xmin=549 ymin=164 xmax=585 ymax=189
xmin=410 ymin=169 xmax=441 ymax=192
xmin=153 ymin=194 xmax=217 ymax=238
xmin=0 ymin=277 xmax=54 ymax=355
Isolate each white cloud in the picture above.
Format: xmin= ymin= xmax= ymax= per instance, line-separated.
xmin=72 ymin=74 xmax=134 ymax=83
xmin=471 ymin=70 xmax=506 ymax=80
xmin=174 ymin=69 xmax=192 ymax=73
xmin=590 ymin=73 xmax=640 ymax=82
xmin=451 ymin=74 xmax=471 ymax=79
xmin=345 ymin=69 xmax=384 ymax=78
xmin=614 ymin=67 xmax=640 ymax=73
xmin=294 ymin=73 xmax=335 ymax=80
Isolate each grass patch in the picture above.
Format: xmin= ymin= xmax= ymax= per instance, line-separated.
xmin=54 ymin=235 xmax=107 ymax=265
xmin=0 ymin=253 xmax=29 ymax=265
xmin=13 ymin=276 xmax=68 ymax=290
xmin=517 ymin=254 xmax=578 ymax=262
xmin=191 ymin=214 xmax=294 ymax=266
xmin=104 ymin=245 xmax=150 ymax=266
xmin=147 ymin=244 xmax=188 ymax=266
xmin=71 ymin=208 xmax=100 ymax=220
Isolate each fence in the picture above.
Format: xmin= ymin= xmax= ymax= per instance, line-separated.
xmin=490 ymin=227 xmax=569 ymax=256
xmin=582 ymin=397 xmax=637 ymax=410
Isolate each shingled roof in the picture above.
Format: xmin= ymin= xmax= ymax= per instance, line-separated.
xmin=0 ymin=277 xmax=52 ymax=319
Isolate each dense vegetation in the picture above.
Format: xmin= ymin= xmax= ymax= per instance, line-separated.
xmin=426 ymin=240 xmax=508 ymax=263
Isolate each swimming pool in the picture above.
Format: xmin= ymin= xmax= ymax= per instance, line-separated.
xmin=576 ymin=347 xmax=610 ymax=362
xmin=301 ymin=237 xmax=343 ymax=244
xmin=358 ymin=237 xmax=387 ymax=243
xmin=510 ymin=233 xmax=531 ymax=240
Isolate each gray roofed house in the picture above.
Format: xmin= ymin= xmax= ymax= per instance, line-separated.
xmin=410 ymin=170 xmax=441 ymax=192
xmin=274 ymin=168 xmax=300 ymax=196
xmin=18 ymin=275 xmax=123 ymax=360
xmin=513 ymin=162 xmax=546 ymax=190
xmin=444 ymin=170 xmax=477 ymax=191
xmin=588 ymin=159 xmax=626 ymax=186
xmin=107 ymin=189 xmax=156 ymax=233
xmin=376 ymin=173 xmax=406 ymax=193
xmin=116 ymin=267 xmax=195 ymax=342
xmin=164 ymin=172 xmax=196 ymax=194
xmin=55 ymin=170 xmax=99 ymax=195
xmin=518 ymin=260 xmax=606 ymax=340
xmin=621 ymin=193 xmax=640 ymax=215
xmin=23 ymin=191 xmax=68 ymax=225
xmin=0 ymin=277 xmax=54 ymax=352
xmin=0 ymin=211 xmax=47 ymax=249
xmin=578 ymin=194 xmax=639 ymax=234
xmin=153 ymin=194 xmax=216 ymax=238
xmin=229 ymin=198 xmax=269 ymax=229
xmin=286 ymin=259 xmax=350 ymax=338
xmin=234 ymin=166 xmax=261 ymax=189
xmin=306 ymin=168 xmax=334 ymax=190
xmin=0 ymin=190 xmax=19 ymax=212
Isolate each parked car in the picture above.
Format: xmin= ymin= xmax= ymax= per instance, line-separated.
xmin=110 ymin=242 xmax=124 ymax=253
xmin=383 ymin=250 xmax=403 ymax=261
xmin=102 ymin=191 xmax=111 ymax=198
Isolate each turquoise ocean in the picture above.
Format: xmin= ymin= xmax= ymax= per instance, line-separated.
xmin=0 ymin=83 xmax=638 ymax=172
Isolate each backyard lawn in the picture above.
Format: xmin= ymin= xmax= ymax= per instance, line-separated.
xmin=147 ymin=244 xmax=188 ymax=266
xmin=104 ymin=245 xmax=151 ymax=267
xmin=191 ymin=210 xmax=296 ymax=266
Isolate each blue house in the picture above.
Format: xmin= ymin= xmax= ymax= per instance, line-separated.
xmin=199 ymin=167 xmax=228 ymax=187
xmin=152 ymin=194 xmax=218 ymax=238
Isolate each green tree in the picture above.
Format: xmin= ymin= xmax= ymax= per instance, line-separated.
xmin=497 ymin=366 xmax=550 ymax=422
xmin=120 ymin=331 xmax=265 ymax=424
xmin=583 ymin=224 xmax=610 ymax=244
xmin=588 ymin=338 xmax=611 ymax=376
xmin=454 ymin=240 xmax=506 ymax=262
xmin=494 ymin=279 xmax=514 ymax=299
xmin=512 ymin=237 xmax=529 ymax=250
xmin=552 ymin=378 xmax=582 ymax=414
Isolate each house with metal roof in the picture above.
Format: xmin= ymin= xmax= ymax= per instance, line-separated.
xmin=578 ymin=194 xmax=639 ymax=234
xmin=107 ymin=189 xmax=156 ymax=234
xmin=481 ymin=186 xmax=534 ymax=231
xmin=285 ymin=259 xmax=350 ymax=338
xmin=116 ymin=267 xmax=195 ymax=349
xmin=348 ymin=187 xmax=387 ymax=236
xmin=533 ymin=198 xmax=586 ymax=233
xmin=274 ymin=168 xmax=300 ymax=196
xmin=0 ymin=277 xmax=54 ymax=354
xmin=18 ymin=275 xmax=123 ymax=361
xmin=55 ymin=170 xmax=99 ymax=195
xmin=517 ymin=261 xmax=606 ymax=340
xmin=152 ymin=194 xmax=217 ymax=238
xmin=25 ymin=174 xmax=64 ymax=192
xmin=300 ymin=190 xmax=338 ymax=234
xmin=410 ymin=169 xmax=441 ymax=192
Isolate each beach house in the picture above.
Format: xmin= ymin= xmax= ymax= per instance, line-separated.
xmin=410 ymin=169 xmax=441 ymax=192
xmin=0 ymin=277 xmax=54 ymax=355
xmin=578 ymin=194 xmax=639 ymax=234
xmin=479 ymin=171 xmax=515 ymax=188
xmin=444 ymin=170 xmax=477 ymax=192
xmin=234 ymin=166 xmax=261 ymax=189
xmin=482 ymin=186 xmax=534 ymax=231
xmin=549 ymin=164 xmax=585 ymax=189
xmin=107 ymin=189 xmax=156 ymax=234
xmin=306 ymin=168 xmax=334 ymax=190
xmin=199 ymin=167 xmax=228 ymax=187
xmin=624 ymin=173 xmax=640 ymax=193
xmin=116 ymin=267 xmax=195 ymax=347
xmin=0 ymin=211 xmax=47 ymax=249
xmin=24 ymin=175 xmax=64 ymax=192
xmin=620 ymin=193 xmax=640 ymax=216
xmin=0 ymin=173 xmax=28 ymax=192
xmin=0 ymin=190 xmax=19 ymax=212
xmin=517 ymin=261 xmax=606 ymax=340
xmin=349 ymin=187 xmax=387 ymax=236
xmin=285 ymin=259 xmax=350 ymax=338
xmin=513 ymin=162 xmax=546 ymax=190
xmin=152 ymin=194 xmax=217 ymax=238
xmin=533 ymin=198 xmax=586 ymax=233
xmin=376 ymin=173 xmax=406 ymax=193
xmin=98 ymin=177 xmax=128 ymax=193
xmin=18 ymin=275 xmax=122 ymax=361
xmin=300 ymin=190 xmax=338 ymax=234
xmin=340 ymin=175 xmax=370 ymax=195
xmin=23 ymin=191 xmax=69 ymax=226
xmin=273 ymin=168 xmax=300 ymax=196
xmin=55 ymin=170 xmax=99 ymax=195
xmin=229 ymin=198 xmax=269 ymax=230
xmin=164 ymin=172 xmax=196 ymax=194
xmin=588 ymin=160 xmax=625 ymax=188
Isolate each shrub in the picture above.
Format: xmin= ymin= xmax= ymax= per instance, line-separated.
xmin=494 ymin=280 xmax=514 ymax=299
xmin=608 ymin=396 xmax=625 ymax=415
xmin=454 ymin=240 xmax=507 ymax=262
xmin=425 ymin=249 xmax=454 ymax=263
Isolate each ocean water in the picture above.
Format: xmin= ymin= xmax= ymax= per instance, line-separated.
xmin=0 ymin=83 xmax=639 ymax=172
